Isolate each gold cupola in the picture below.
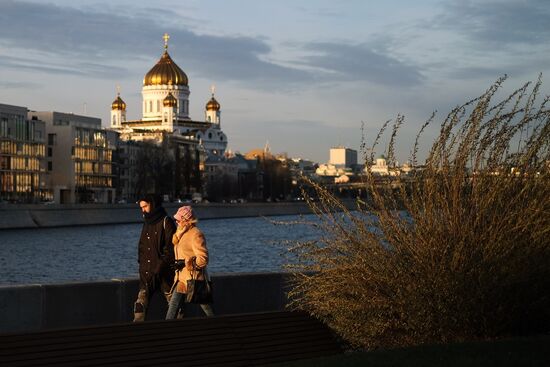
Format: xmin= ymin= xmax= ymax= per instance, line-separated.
xmin=143 ymin=33 xmax=188 ymax=87
xmin=163 ymin=92 xmax=178 ymax=107
xmin=206 ymin=95 xmax=220 ymax=111
xmin=111 ymin=94 xmax=126 ymax=110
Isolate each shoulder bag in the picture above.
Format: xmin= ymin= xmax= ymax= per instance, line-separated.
xmin=186 ymin=268 xmax=213 ymax=304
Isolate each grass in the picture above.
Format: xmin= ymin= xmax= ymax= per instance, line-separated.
xmin=269 ymin=334 xmax=550 ymax=367
xmin=285 ymin=76 xmax=550 ymax=349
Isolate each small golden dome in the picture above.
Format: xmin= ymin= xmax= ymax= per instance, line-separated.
xmin=143 ymin=50 xmax=188 ymax=86
xmin=244 ymin=148 xmax=274 ymax=161
xmin=111 ymin=95 xmax=126 ymax=111
xmin=206 ymin=95 xmax=220 ymax=111
xmin=163 ymin=93 xmax=178 ymax=107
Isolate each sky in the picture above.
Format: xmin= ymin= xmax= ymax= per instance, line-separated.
xmin=0 ymin=0 xmax=549 ymax=164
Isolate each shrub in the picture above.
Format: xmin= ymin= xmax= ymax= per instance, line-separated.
xmin=286 ymin=76 xmax=550 ymax=349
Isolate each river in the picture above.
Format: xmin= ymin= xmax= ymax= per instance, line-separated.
xmin=0 ymin=214 xmax=322 ymax=285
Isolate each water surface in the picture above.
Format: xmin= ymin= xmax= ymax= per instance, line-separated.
xmin=0 ymin=214 xmax=321 ymax=285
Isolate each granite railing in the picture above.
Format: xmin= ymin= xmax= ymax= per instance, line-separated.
xmin=0 ymin=272 xmax=294 ymax=334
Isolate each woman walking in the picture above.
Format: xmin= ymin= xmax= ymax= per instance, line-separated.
xmin=166 ymin=206 xmax=214 ymax=319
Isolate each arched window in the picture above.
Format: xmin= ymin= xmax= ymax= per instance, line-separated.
xmin=149 ymin=101 xmax=153 ymax=113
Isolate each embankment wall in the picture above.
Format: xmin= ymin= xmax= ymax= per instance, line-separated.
xmin=0 ymin=201 xmax=354 ymax=230
xmin=0 ymin=272 xmax=294 ymax=334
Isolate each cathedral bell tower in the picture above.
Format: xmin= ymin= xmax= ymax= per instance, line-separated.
xmin=162 ymin=92 xmax=178 ymax=127
xmin=205 ymin=85 xmax=221 ymax=127
xmin=110 ymin=88 xmax=126 ymax=128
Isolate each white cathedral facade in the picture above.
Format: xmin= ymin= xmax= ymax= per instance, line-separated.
xmin=110 ymin=33 xmax=228 ymax=158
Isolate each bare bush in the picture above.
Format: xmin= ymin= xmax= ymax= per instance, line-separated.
xmin=286 ymin=76 xmax=550 ymax=349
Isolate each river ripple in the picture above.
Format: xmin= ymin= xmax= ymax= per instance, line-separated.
xmin=0 ymin=214 xmax=321 ymax=285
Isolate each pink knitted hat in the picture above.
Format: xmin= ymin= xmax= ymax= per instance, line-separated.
xmin=174 ymin=206 xmax=195 ymax=222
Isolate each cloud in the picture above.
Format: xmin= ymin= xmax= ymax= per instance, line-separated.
xmin=0 ymin=81 xmax=41 ymax=89
xmin=439 ymin=0 xmax=550 ymax=47
xmin=0 ymin=54 xmax=129 ymax=79
xmin=299 ymin=42 xmax=424 ymax=87
xmin=0 ymin=0 xmax=314 ymax=88
xmin=0 ymin=1 xmax=426 ymax=91
xmin=170 ymin=33 xmax=313 ymax=86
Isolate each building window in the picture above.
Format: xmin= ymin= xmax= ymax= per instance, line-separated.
xmin=48 ymin=161 xmax=52 ymax=171
xmin=0 ymin=156 xmax=9 ymax=170
xmin=48 ymin=133 xmax=56 ymax=145
xmin=47 ymin=147 xmax=52 ymax=157
xmin=0 ymin=118 xmax=8 ymax=137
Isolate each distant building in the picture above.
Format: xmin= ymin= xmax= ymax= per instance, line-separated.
xmin=28 ymin=111 xmax=116 ymax=204
xmin=0 ymin=103 xmax=49 ymax=202
xmin=228 ymin=152 xmax=263 ymax=200
xmin=315 ymin=163 xmax=350 ymax=177
xmin=368 ymin=155 xmax=389 ymax=175
xmin=113 ymin=139 xmax=142 ymax=203
xmin=329 ymin=146 xmax=357 ymax=168
xmin=365 ymin=155 xmax=409 ymax=176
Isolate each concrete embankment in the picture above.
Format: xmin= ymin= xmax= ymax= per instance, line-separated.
xmin=0 ymin=272 xmax=293 ymax=334
xmin=0 ymin=200 xmax=356 ymax=230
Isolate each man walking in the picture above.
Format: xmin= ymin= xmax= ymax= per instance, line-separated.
xmin=134 ymin=194 xmax=176 ymax=322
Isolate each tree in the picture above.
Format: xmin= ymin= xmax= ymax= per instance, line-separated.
xmin=134 ymin=139 xmax=175 ymax=197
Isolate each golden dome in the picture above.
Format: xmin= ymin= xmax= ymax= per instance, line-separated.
xmin=143 ymin=51 xmax=188 ymax=86
xmin=163 ymin=93 xmax=177 ymax=107
xmin=244 ymin=148 xmax=274 ymax=161
xmin=111 ymin=95 xmax=126 ymax=110
xmin=206 ymin=95 xmax=220 ymax=111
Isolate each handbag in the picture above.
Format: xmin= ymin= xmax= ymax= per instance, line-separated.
xmin=186 ymin=268 xmax=213 ymax=304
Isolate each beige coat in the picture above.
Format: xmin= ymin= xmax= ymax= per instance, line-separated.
xmin=172 ymin=224 xmax=209 ymax=293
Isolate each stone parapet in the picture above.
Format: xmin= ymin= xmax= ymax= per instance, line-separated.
xmin=0 ymin=272 xmax=294 ymax=334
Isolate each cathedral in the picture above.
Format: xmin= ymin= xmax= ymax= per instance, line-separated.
xmin=110 ymin=33 xmax=228 ymax=158
xmin=109 ymin=34 xmax=229 ymax=200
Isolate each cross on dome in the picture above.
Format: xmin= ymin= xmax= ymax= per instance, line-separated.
xmin=163 ymin=33 xmax=170 ymax=50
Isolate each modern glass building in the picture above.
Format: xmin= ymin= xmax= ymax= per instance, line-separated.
xmin=28 ymin=111 xmax=116 ymax=204
xmin=0 ymin=103 xmax=48 ymax=203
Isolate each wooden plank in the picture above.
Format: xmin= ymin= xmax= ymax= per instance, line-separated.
xmin=0 ymin=311 xmax=341 ymax=367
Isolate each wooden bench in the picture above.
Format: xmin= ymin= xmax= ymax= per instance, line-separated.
xmin=0 ymin=311 xmax=342 ymax=366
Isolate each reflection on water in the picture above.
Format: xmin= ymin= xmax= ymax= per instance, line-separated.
xmin=0 ymin=214 xmax=321 ymax=285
